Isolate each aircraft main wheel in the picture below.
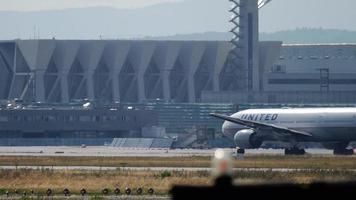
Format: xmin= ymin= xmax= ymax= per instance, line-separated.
xmin=333 ymin=148 xmax=354 ymax=155
xmin=236 ymin=149 xmax=245 ymax=154
xmin=299 ymin=149 xmax=306 ymax=155
xmin=284 ymin=149 xmax=292 ymax=155
xmin=285 ymin=148 xmax=305 ymax=155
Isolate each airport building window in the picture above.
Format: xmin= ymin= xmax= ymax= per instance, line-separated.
xmin=23 ymin=116 xmax=28 ymax=121
xmin=95 ymin=116 xmax=101 ymax=122
xmin=269 ymin=79 xmax=356 ymax=85
xmin=69 ymin=116 xmax=77 ymax=122
xmin=79 ymin=116 xmax=91 ymax=122
xmin=64 ymin=116 xmax=70 ymax=122
xmin=102 ymin=116 xmax=110 ymax=122
xmin=309 ymin=56 xmax=318 ymax=60
xmin=0 ymin=116 xmax=8 ymax=122
xmin=109 ymin=116 xmax=117 ymax=121
xmin=337 ymin=49 xmax=343 ymax=57
xmin=271 ymin=65 xmax=286 ymax=73
xmin=48 ymin=116 xmax=56 ymax=121
xmin=23 ymin=116 xmax=32 ymax=122
xmin=58 ymin=115 xmax=66 ymax=121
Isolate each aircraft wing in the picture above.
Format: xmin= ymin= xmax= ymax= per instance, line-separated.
xmin=210 ymin=113 xmax=312 ymax=137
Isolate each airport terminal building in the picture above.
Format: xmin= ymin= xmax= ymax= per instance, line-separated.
xmin=0 ymin=0 xmax=356 ymax=146
xmin=1 ymin=0 xmax=355 ymax=105
xmin=0 ymin=40 xmax=356 ymax=104
xmin=203 ymin=43 xmax=356 ymax=103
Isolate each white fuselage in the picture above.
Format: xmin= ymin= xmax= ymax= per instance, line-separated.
xmin=222 ymin=107 xmax=356 ymax=142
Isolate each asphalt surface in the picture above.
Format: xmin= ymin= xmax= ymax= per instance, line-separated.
xmin=0 ymin=147 xmax=343 ymax=173
xmin=0 ymin=165 xmax=354 ymax=173
xmin=0 ymin=146 xmax=334 ymax=157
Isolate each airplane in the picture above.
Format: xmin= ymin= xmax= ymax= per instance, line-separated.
xmin=211 ymin=107 xmax=356 ymax=155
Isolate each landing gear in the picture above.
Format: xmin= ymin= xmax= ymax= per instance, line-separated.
xmin=235 ymin=148 xmax=245 ymax=159
xmin=284 ymin=148 xmax=306 ymax=155
xmin=332 ymin=142 xmax=354 ymax=155
xmin=236 ymin=148 xmax=245 ymax=155
xmin=333 ymin=148 xmax=354 ymax=155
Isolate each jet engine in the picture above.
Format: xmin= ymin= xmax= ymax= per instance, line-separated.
xmin=234 ymin=129 xmax=262 ymax=149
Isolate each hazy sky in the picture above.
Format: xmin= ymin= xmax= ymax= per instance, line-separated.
xmin=260 ymin=0 xmax=356 ymax=32
xmin=0 ymin=0 xmax=356 ymax=34
xmin=0 ymin=0 xmax=181 ymax=11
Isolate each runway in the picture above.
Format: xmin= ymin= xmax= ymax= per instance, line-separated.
xmin=0 ymin=146 xmax=335 ymax=157
xmin=1 ymin=165 xmax=354 ymax=173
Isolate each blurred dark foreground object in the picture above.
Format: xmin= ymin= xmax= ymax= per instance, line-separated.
xmin=170 ymin=175 xmax=356 ymax=199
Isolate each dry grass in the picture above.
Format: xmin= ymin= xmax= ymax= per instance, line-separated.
xmin=0 ymin=169 xmax=212 ymax=195
xmin=0 ymin=156 xmax=211 ymax=168
xmin=0 ymin=155 xmax=355 ymax=169
xmin=0 ymin=155 xmax=356 ymax=195
xmin=233 ymin=170 xmax=356 ymax=184
xmin=234 ymin=155 xmax=356 ymax=169
xmin=0 ymin=169 xmax=355 ymax=195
